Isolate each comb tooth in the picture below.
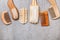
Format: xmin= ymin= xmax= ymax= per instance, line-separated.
xmin=40 ymin=11 xmax=49 ymax=26
xmin=24 ymin=8 xmax=28 ymax=23
xmin=1 ymin=11 xmax=12 ymax=25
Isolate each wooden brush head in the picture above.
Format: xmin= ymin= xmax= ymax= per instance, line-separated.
xmin=1 ymin=11 xmax=11 ymax=25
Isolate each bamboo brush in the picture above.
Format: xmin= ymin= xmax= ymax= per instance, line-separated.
xmin=48 ymin=0 xmax=60 ymax=19
xmin=29 ymin=0 xmax=39 ymax=24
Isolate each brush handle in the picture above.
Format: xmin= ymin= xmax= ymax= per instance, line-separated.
xmin=49 ymin=0 xmax=56 ymax=6
xmin=8 ymin=0 xmax=15 ymax=9
xmin=31 ymin=0 xmax=38 ymax=6
xmin=8 ymin=0 xmax=19 ymax=20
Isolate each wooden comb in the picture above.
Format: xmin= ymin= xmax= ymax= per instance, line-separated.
xmin=19 ymin=8 xmax=28 ymax=24
xmin=40 ymin=11 xmax=49 ymax=26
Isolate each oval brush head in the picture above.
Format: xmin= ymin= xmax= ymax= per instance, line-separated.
xmin=1 ymin=11 xmax=12 ymax=25
xmin=7 ymin=0 xmax=19 ymax=20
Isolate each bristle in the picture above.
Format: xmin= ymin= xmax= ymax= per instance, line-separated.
xmin=1 ymin=11 xmax=11 ymax=25
xmin=11 ymin=8 xmax=18 ymax=20
xmin=30 ymin=6 xmax=39 ymax=24
xmin=49 ymin=6 xmax=60 ymax=19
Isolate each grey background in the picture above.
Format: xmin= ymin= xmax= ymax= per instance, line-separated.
xmin=0 ymin=0 xmax=60 ymax=40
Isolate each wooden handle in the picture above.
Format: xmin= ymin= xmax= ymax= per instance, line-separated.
xmin=31 ymin=0 xmax=37 ymax=5
xmin=49 ymin=0 xmax=56 ymax=6
xmin=8 ymin=0 xmax=15 ymax=9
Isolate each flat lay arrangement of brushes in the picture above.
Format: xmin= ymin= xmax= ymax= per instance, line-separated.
xmin=1 ymin=0 xmax=60 ymax=26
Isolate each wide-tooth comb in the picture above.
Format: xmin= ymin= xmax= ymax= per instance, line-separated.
xmin=19 ymin=8 xmax=28 ymax=24
xmin=48 ymin=0 xmax=56 ymax=6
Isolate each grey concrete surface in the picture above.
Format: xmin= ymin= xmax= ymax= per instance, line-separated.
xmin=0 ymin=0 xmax=60 ymax=40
